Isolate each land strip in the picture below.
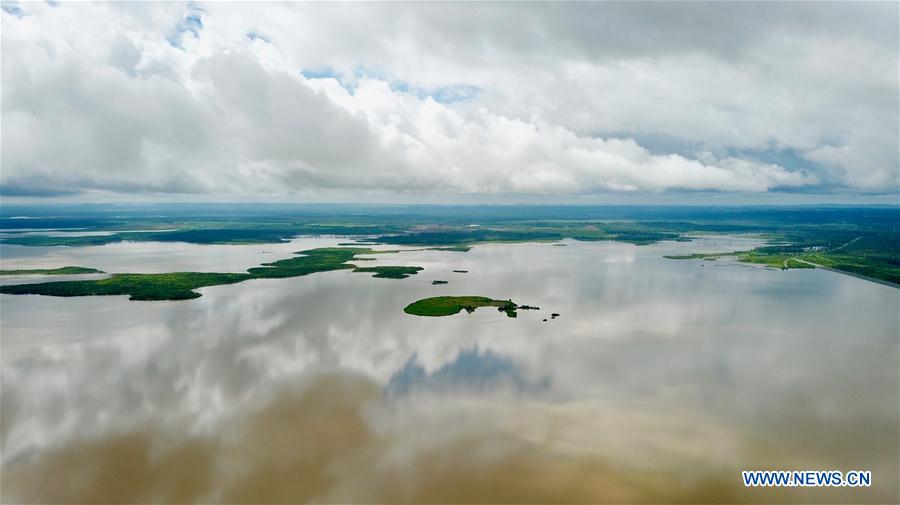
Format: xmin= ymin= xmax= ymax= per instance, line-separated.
xmin=0 ymin=248 xmax=423 ymax=300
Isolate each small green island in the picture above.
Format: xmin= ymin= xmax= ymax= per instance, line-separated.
xmin=403 ymin=296 xmax=522 ymax=318
xmin=0 ymin=266 xmax=104 ymax=275
xmin=428 ymin=245 xmax=472 ymax=252
xmin=352 ymin=266 xmax=423 ymax=279
xmin=0 ymin=247 xmax=423 ymax=301
xmin=663 ymin=253 xmax=727 ymax=261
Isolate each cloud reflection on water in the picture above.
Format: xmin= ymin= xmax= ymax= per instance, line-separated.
xmin=1 ymin=237 xmax=898 ymax=503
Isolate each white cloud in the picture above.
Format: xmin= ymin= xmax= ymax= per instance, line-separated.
xmin=1 ymin=1 xmax=895 ymax=200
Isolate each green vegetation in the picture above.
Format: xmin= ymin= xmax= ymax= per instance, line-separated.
xmin=0 ymin=228 xmax=302 ymax=247
xmin=666 ymin=250 xmax=816 ymax=270
xmin=368 ymin=224 xmax=687 ymax=247
xmin=750 ymin=233 xmax=900 ymax=283
xmin=0 ymin=266 xmax=103 ymax=275
xmin=738 ymin=253 xmax=815 ymax=270
xmin=2 ymin=205 xmax=897 ymax=286
xmin=2 ymin=234 xmax=125 ymax=247
xmin=404 ymin=296 xmax=520 ymax=317
xmin=667 ymin=232 xmax=899 ymax=283
xmin=428 ymin=245 xmax=472 ymax=252
xmin=792 ymin=252 xmax=898 ymax=283
xmin=0 ymin=247 xmax=422 ymax=300
xmin=0 ymin=220 xmax=698 ymax=248
xmin=246 ymin=247 xmax=374 ymax=278
xmin=663 ymin=253 xmax=736 ymax=260
xmin=784 ymin=258 xmax=814 ymax=269
xmin=0 ymin=272 xmax=251 ymax=300
xmin=352 ymin=266 xmax=423 ymax=279
xmin=0 ymin=222 xmax=415 ymax=247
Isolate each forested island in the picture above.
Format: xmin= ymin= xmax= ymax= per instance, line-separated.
xmin=404 ymin=296 xmax=522 ymax=318
xmin=0 ymin=247 xmax=422 ymax=300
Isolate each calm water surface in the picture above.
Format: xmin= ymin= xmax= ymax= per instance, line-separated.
xmin=1 ymin=236 xmax=897 ymax=503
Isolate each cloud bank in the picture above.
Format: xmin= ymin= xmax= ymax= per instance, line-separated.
xmin=1 ymin=2 xmax=897 ymax=201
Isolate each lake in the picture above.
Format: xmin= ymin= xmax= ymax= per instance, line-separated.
xmin=1 ymin=235 xmax=897 ymax=503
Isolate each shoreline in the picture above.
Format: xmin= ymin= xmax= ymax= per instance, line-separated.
xmin=794 ymin=259 xmax=899 ymax=289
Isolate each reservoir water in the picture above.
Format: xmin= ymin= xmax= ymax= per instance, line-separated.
xmin=1 ymin=235 xmax=897 ymax=503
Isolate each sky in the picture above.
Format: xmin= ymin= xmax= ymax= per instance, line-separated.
xmin=1 ymin=1 xmax=898 ymax=205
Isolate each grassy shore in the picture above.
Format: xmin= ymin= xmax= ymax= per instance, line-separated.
xmin=738 ymin=253 xmax=815 ymax=270
xmin=663 ymin=253 xmax=735 ymax=260
xmin=665 ymin=245 xmax=897 ymax=281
